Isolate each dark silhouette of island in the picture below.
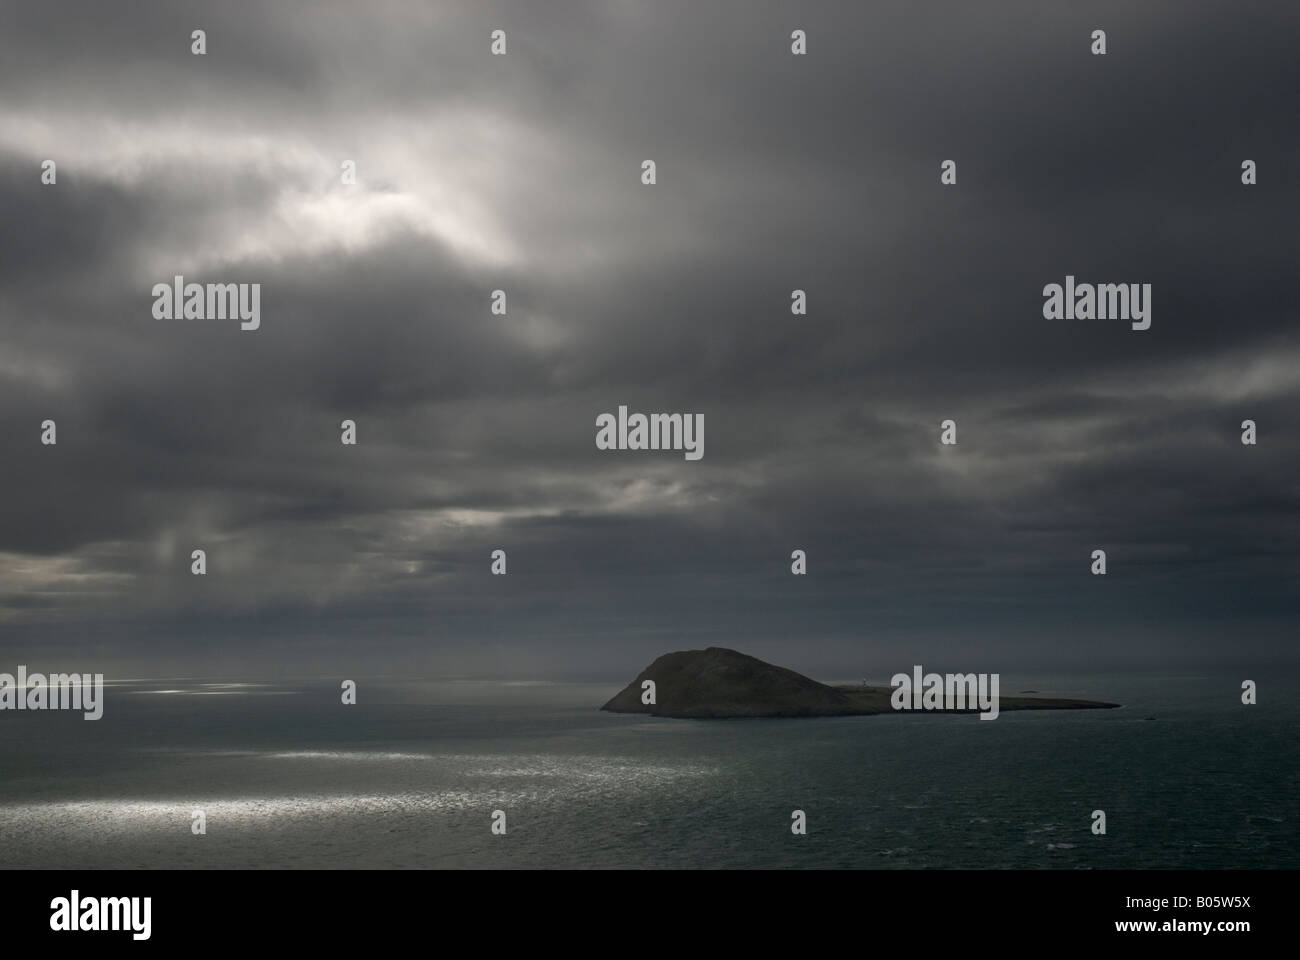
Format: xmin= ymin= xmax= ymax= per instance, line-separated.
xmin=601 ymin=647 xmax=1120 ymax=719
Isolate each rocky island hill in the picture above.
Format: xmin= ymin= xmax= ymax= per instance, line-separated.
xmin=601 ymin=647 xmax=1119 ymax=719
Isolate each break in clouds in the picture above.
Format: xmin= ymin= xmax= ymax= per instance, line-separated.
xmin=1 ymin=0 xmax=1298 ymax=678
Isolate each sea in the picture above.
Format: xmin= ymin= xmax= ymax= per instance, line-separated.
xmin=1 ymin=672 xmax=1295 ymax=869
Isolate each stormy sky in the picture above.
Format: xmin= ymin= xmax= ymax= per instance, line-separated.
xmin=1 ymin=0 xmax=1297 ymax=679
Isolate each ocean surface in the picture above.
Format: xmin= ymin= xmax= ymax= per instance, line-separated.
xmin=1 ymin=673 xmax=1295 ymax=869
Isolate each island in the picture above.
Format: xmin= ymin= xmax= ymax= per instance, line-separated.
xmin=601 ymin=647 xmax=1120 ymax=719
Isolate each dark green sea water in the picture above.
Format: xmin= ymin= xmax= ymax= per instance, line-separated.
xmin=0 ymin=673 xmax=1294 ymax=868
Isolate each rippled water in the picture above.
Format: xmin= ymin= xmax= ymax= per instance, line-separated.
xmin=0 ymin=674 xmax=1294 ymax=868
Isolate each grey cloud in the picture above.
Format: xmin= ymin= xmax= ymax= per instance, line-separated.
xmin=1 ymin=1 xmax=1297 ymax=678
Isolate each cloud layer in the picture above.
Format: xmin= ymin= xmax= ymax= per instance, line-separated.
xmin=2 ymin=1 xmax=1297 ymax=677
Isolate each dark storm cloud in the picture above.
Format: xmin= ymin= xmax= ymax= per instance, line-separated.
xmin=0 ymin=0 xmax=1297 ymax=678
